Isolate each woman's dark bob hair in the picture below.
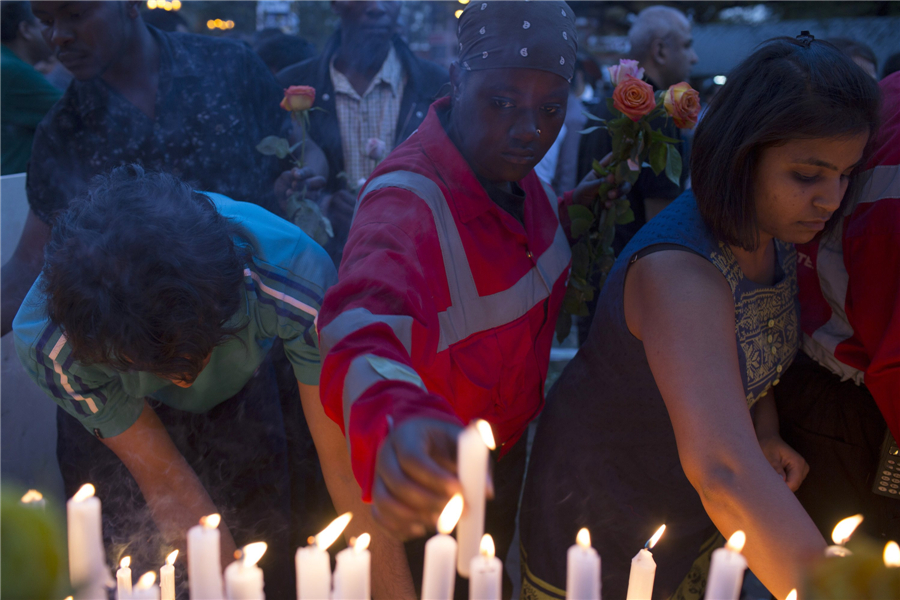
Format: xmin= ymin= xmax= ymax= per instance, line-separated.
xmin=691 ymin=36 xmax=880 ymax=250
xmin=42 ymin=165 xmax=252 ymax=383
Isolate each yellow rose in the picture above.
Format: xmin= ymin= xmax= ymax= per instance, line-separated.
xmin=280 ymin=85 xmax=316 ymax=112
xmin=664 ymin=82 xmax=701 ymax=129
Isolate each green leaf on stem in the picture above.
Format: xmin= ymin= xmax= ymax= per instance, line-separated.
xmin=649 ymin=130 xmax=682 ymax=145
xmin=579 ymin=126 xmax=605 ymax=135
xmin=256 ymin=136 xmax=291 ymax=159
xmin=665 ymin=144 xmax=683 ymax=186
xmin=568 ymin=204 xmax=595 ymax=223
xmin=615 ymin=208 xmax=635 ymax=225
xmin=606 ymin=97 xmax=617 ymax=115
xmin=570 ymin=240 xmax=591 ymax=279
xmin=649 ymin=141 xmax=667 ymax=176
xmin=583 ymin=110 xmax=605 ymax=123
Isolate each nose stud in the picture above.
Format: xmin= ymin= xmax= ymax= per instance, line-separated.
xmin=536 ymin=129 xmax=541 ymax=137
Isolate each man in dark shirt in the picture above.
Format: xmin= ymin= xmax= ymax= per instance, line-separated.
xmin=1 ymin=0 xmax=324 ymax=336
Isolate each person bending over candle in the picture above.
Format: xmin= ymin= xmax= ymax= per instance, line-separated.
xmin=312 ymin=2 xmax=622 ymax=598
xmin=518 ymin=34 xmax=880 ymax=600
xmin=13 ymin=165 xmax=337 ymax=600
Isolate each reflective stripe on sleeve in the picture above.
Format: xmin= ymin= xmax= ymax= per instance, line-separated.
xmin=342 ymin=354 xmax=426 ymax=435
xmin=320 ymin=307 xmax=415 ymax=357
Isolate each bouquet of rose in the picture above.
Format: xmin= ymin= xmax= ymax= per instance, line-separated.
xmin=557 ymin=59 xmax=700 ymax=340
xmin=257 ymin=86 xmax=333 ymax=246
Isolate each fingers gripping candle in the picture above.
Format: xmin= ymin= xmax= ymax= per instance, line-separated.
xmin=566 ymin=528 xmax=601 ymax=600
xmin=296 ymin=512 xmax=352 ymax=600
xmin=626 ymin=525 xmax=666 ymax=600
xmin=188 ymin=513 xmax=225 ymax=599
xmin=423 ymin=494 xmax=463 ymax=600
xmin=457 ymin=420 xmax=495 ymax=577
xmin=704 ymin=531 xmax=747 ymax=600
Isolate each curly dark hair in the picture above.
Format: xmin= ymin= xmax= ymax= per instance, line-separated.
xmin=42 ymin=165 xmax=252 ymax=382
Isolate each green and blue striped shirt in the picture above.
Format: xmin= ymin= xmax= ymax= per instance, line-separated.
xmin=13 ymin=193 xmax=337 ymax=438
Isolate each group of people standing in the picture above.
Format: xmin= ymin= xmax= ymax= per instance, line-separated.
xmin=2 ymin=2 xmax=898 ymax=600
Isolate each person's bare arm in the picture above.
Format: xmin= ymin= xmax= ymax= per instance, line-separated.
xmin=298 ymin=382 xmax=417 ymax=600
xmin=2 ymin=209 xmax=50 ymax=336
xmin=624 ymin=250 xmax=825 ymax=600
xmin=100 ymin=401 xmax=238 ymax=570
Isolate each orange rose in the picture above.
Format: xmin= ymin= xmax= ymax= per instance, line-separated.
xmin=280 ymin=85 xmax=315 ymax=112
xmin=612 ymin=76 xmax=656 ymax=122
xmin=664 ymin=82 xmax=700 ymax=129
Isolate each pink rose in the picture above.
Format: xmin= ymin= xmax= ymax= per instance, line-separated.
xmin=612 ymin=76 xmax=656 ymax=122
xmin=608 ymin=59 xmax=645 ymax=86
xmin=280 ymin=85 xmax=315 ymax=112
xmin=365 ymin=137 xmax=387 ymax=161
xmin=664 ymin=82 xmax=701 ymax=129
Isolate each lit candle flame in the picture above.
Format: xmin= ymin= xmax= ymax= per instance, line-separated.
xmin=72 ymin=483 xmax=95 ymax=502
xmin=241 ymin=542 xmax=267 ymax=567
xmin=785 ymin=590 xmax=797 ymax=600
xmin=21 ymin=489 xmax=43 ymax=503
xmin=353 ymin=533 xmax=371 ymax=553
xmin=884 ymin=541 xmax=900 ymax=568
xmin=120 ymin=556 xmax=131 ymax=569
xmin=474 ymin=420 xmax=497 ymax=450
xmin=646 ymin=524 xmax=666 ymax=550
xmin=166 ymin=549 xmax=179 ymax=566
xmin=199 ymin=513 xmax=221 ymax=529
xmin=437 ymin=494 xmax=464 ymax=535
xmin=64 ymin=597 xmax=73 ymax=600
xmin=315 ymin=512 xmax=353 ymax=549
xmin=135 ymin=572 xmax=156 ymax=589
xmin=831 ymin=514 xmax=863 ymax=545
xmin=725 ymin=530 xmax=746 ymax=553
xmin=480 ymin=534 xmax=495 ymax=560
xmin=576 ymin=528 xmax=591 ymax=549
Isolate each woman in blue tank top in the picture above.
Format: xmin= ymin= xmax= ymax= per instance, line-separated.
xmin=520 ymin=36 xmax=880 ymax=600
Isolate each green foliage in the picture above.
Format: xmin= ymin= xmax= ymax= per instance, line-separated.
xmin=256 ymin=135 xmax=291 ymax=159
xmin=649 ymin=141 xmax=667 ymax=176
xmin=666 ymin=144 xmax=683 ymax=186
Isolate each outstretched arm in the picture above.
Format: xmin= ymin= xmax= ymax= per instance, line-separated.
xmin=624 ymin=250 xmax=826 ymax=599
xmin=2 ymin=210 xmax=50 ymax=336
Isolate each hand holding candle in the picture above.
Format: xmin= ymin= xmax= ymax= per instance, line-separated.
xmin=825 ymin=514 xmax=863 ymax=557
xmin=457 ymin=420 xmax=496 ymax=577
xmin=225 ymin=542 xmax=267 ymax=600
xmin=626 ymin=524 xmax=666 ymax=600
xmin=296 ymin=511 xmax=352 ymax=600
xmin=469 ymin=534 xmax=502 ymax=600
xmin=160 ymin=550 xmax=177 ymax=600
xmin=704 ymin=530 xmax=747 ymax=600
xmin=333 ymin=533 xmax=372 ymax=600
xmin=117 ymin=556 xmax=133 ymax=599
xmin=188 ymin=513 xmax=225 ymax=600
xmin=566 ymin=528 xmax=601 ymax=600
xmin=423 ymin=494 xmax=463 ymax=600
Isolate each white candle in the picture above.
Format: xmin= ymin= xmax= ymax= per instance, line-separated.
xmin=187 ymin=513 xmax=225 ymax=600
xmin=423 ymin=494 xmax=463 ymax=600
xmin=469 ymin=534 xmax=501 ymax=600
xmin=160 ymin=550 xmax=178 ymax=600
xmin=117 ymin=556 xmax=133 ymax=599
xmin=21 ymin=489 xmax=46 ymax=510
xmin=704 ymin=531 xmax=747 ymax=600
xmin=67 ymin=484 xmax=109 ymax=590
xmin=566 ymin=528 xmax=601 ymax=600
xmin=825 ymin=514 xmax=863 ymax=557
xmin=296 ymin=512 xmax=352 ymax=600
xmin=225 ymin=542 xmax=267 ymax=600
xmin=132 ymin=572 xmax=160 ymax=600
xmin=333 ymin=533 xmax=371 ymax=600
xmin=457 ymin=420 xmax=496 ymax=577
xmin=626 ymin=524 xmax=666 ymax=600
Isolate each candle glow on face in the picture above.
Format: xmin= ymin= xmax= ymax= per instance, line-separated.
xmin=166 ymin=549 xmax=179 ymax=566
xmin=120 ymin=556 xmax=131 ymax=569
xmin=475 ymin=420 xmax=497 ymax=450
xmin=725 ymin=530 xmax=746 ymax=553
xmin=199 ymin=513 xmax=221 ymax=529
xmin=21 ymin=489 xmax=43 ymax=503
xmin=480 ymin=534 xmax=495 ymax=559
xmin=576 ymin=528 xmax=591 ymax=549
xmin=241 ymin=542 xmax=267 ymax=567
xmin=72 ymin=483 xmax=96 ymax=502
xmin=831 ymin=514 xmax=863 ymax=545
xmin=438 ymin=494 xmax=464 ymax=535
xmin=136 ymin=571 xmax=157 ymax=589
xmin=352 ymin=533 xmax=371 ymax=553
xmin=316 ymin=512 xmax=353 ymax=549
xmin=785 ymin=590 xmax=797 ymax=600
xmin=884 ymin=541 xmax=900 ymax=567
xmin=647 ymin=525 xmax=666 ymax=550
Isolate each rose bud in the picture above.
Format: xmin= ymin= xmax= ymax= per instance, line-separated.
xmin=608 ymin=59 xmax=645 ymax=86
xmin=613 ymin=75 xmax=656 ymax=122
xmin=280 ymin=85 xmax=316 ymax=112
xmin=664 ymin=82 xmax=701 ymax=129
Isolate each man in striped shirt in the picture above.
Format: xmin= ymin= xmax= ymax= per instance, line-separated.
xmin=13 ymin=166 xmax=336 ymax=598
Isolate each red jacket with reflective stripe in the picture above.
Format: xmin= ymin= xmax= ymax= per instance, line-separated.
xmin=318 ymin=98 xmax=573 ymax=499
xmin=796 ymin=72 xmax=900 ymax=442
